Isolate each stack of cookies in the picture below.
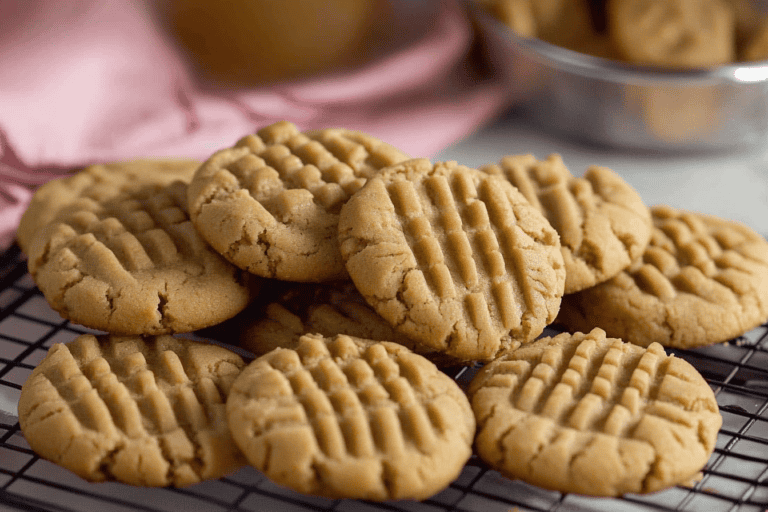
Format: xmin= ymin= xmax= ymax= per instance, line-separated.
xmin=16 ymin=120 xmax=768 ymax=500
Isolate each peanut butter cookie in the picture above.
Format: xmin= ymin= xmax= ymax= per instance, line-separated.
xmin=469 ymin=328 xmax=722 ymax=495
xmin=482 ymin=154 xmax=652 ymax=294
xmin=27 ymin=180 xmax=257 ymax=335
xmin=186 ymin=121 xmax=409 ymax=282
xmin=226 ymin=333 xmax=475 ymax=500
xmin=18 ymin=334 xmax=246 ymax=487
xmin=338 ymin=158 xmax=565 ymax=362
xmin=239 ymin=281 xmax=464 ymax=365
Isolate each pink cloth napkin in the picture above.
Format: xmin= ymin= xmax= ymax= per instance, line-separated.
xmin=0 ymin=0 xmax=509 ymax=253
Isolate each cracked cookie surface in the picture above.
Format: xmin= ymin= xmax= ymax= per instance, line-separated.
xmin=338 ymin=158 xmax=565 ymax=362
xmin=468 ymin=328 xmax=722 ymax=496
xmin=27 ymin=179 xmax=257 ymax=335
xmin=17 ymin=334 xmax=246 ymax=487
xmin=186 ymin=120 xmax=409 ymax=282
xmin=557 ymin=205 xmax=768 ymax=348
xmin=17 ymin=158 xmax=201 ymax=255
xmin=226 ymin=333 xmax=475 ymax=500
xmin=481 ymin=154 xmax=652 ymax=294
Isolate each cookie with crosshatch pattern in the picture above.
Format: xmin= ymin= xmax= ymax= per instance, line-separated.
xmin=18 ymin=334 xmax=247 ymax=487
xmin=481 ymin=154 xmax=652 ymax=294
xmin=337 ymin=158 xmax=565 ymax=362
xmin=468 ymin=328 xmax=722 ymax=496
xmin=226 ymin=333 xmax=475 ymax=500
xmin=16 ymin=158 xmax=201 ymax=256
xmin=26 ymin=178 xmax=257 ymax=335
xmin=557 ymin=205 xmax=768 ymax=348
xmin=186 ymin=120 xmax=410 ymax=282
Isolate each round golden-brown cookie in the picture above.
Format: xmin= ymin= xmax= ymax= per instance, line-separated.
xmin=239 ymin=281 xmax=466 ymax=366
xmin=468 ymin=328 xmax=722 ymax=496
xmin=482 ymin=154 xmax=652 ymax=294
xmin=557 ymin=205 xmax=768 ymax=348
xmin=607 ymin=0 xmax=735 ymax=68
xmin=18 ymin=334 xmax=247 ymax=487
xmin=186 ymin=120 xmax=409 ymax=282
xmin=226 ymin=333 xmax=475 ymax=500
xmin=338 ymin=158 xmax=565 ymax=362
xmin=27 ymin=179 xmax=257 ymax=335
xmin=16 ymin=158 xmax=201 ymax=255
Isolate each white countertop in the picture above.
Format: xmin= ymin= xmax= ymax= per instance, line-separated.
xmin=435 ymin=109 xmax=768 ymax=238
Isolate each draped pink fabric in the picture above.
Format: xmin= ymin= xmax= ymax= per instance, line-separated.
xmin=0 ymin=0 xmax=509 ymax=252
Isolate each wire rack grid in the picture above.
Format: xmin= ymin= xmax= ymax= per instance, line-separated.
xmin=1 ymin=243 xmax=767 ymax=512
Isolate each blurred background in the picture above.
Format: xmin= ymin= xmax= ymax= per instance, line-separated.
xmin=1 ymin=0 xmax=768 ymax=248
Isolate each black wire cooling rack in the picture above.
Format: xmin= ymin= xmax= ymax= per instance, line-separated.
xmin=1 ymin=242 xmax=768 ymax=512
